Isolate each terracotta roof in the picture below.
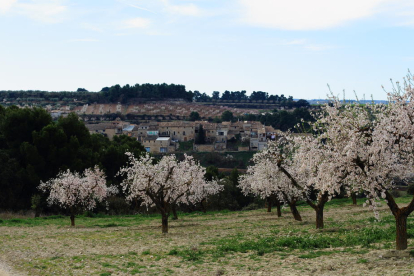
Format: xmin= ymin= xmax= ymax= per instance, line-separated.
xmin=159 ymin=121 xmax=194 ymax=127
xmin=85 ymin=123 xmax=117 ymax=131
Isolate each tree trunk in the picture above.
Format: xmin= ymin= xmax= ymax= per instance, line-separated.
xmin=351 ymin=192 xmax=357 ymax=205
xmin=201 ymin=199 xmax=207 ymax=213
xmin=172 ymin=205 xmax=178 ymax=220
xmin=315 ymin=206 xmax=324 ymax=229
xmin=384 ymin=191 xmax=414 ymax=250
xmin=307 ymin=193 xmax=328 ymax=229
xmin=288 ymin=201 xmax=302 ymax=221
xmin=70 ymin=214 xmax=75 ymax=227
xmin=275 ymin=200 xmax=282 ymax=217
xmin=395 ymin=212 xmax=408 ymax=250
xmin=267 ymin=197 xmax=272 ymax=212
xmin=161 ymin=214 xmax=169 ymax=234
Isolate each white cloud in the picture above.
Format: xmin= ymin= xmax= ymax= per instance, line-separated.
xmin=238 ymin=0 xmax=389 ymax=30
xmin=382 ymin=0 xmax=414 ymax=27
xmin=16 ymin=0 xmax=68 ymax=23
xmin=0 ymin=0 xmax=16 ymax=13
xmin=122 ymin=17 xmax=151 ymax=28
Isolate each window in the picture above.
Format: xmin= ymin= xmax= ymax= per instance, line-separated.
xmin=147 ymin=131 xmax=158 ymax=136
xmin=183 ymin=131 xmax=186 ymax=135
xmin=145 ymin=147 xmax=151 ymax=152
xmin=160 ymin=147 xmax=168 ymax=153
xmin=218 ymin=132 xmax=224 ymax=135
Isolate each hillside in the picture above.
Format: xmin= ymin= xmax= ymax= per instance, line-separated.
xmin=71 ymin=102 xmax=261 ymax=118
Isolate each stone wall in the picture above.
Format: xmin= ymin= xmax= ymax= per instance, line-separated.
xmin=193 ymin=144 xmax=215 ymax=152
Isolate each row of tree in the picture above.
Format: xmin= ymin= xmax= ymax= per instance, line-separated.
xmin=240 ymin=80 xmax=414 ymax=250
xmin=0 ymin=83 xmax=192 ymax=104
xmin=100 ymin=83 xmax=192 ymax=103
xmin=1 ymin=84 xmax=309 ymax=108
xmin=193 ymin=90 xmax=310 ymax=107
xmin=39 ymin=153 xmax=223 ymax=233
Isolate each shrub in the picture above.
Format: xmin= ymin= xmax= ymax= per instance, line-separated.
xmin=407 ymin=184 xmax=414 ymax=195
xmin=106 ymin=196 xmax=133 ymax=215
xmin=241 ymin=203 xmax=260 ymax=211
xmin=391 ymin=190 xmax=401 ymax=198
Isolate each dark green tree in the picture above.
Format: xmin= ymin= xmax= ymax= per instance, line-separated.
xmin=212 ymin=91 xmax=220 ymax=100
xmin=189 ymin=111 xmax=201 ymax=121
xmin=204 ymin=165 xmax=219 ymax=181
xmin=195 ymin=125 xmax=206 ymax=144
xmin=221 ymin=110 xmax=234 ymax=122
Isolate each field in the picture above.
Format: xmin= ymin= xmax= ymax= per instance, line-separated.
xmin=1 ymin=197 xmax=414 ymax=276
xmin=71 ymin=102 xmax=261 ymax=118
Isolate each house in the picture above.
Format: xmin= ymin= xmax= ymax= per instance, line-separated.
xmin=86 ymin=119 xmax=276 ymax=152
xmin=142 ymin=137 xmax=177 ymax=153
xmin=158 ymin=121 xmax=197 ymax=142
xmin=135 ymin=122 xmax=159 ymax=142
xmin=122 ymin=124 xmax=138 ymax=137
xmin=85 ymin=122 xmax=122 ymax=140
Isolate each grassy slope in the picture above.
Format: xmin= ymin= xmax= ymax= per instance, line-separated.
xmin=1 ymin=197 xmax=414 ymax=275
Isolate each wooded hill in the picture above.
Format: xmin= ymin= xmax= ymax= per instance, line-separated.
xmin=0 ymin=83 xmax=310 ymax=108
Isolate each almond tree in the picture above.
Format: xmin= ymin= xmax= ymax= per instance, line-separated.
xmin=38 ymin=166 xmax=116 ymax=226
xmin=118 ymin=153 xmax=222 ymax=233
xmin=239 ymin=155 xmax=302 ymax=220
xmin=247 ymin=133 xmax=345 ymax=228
xmin=313 ymin=81 xmax=414 ymax=250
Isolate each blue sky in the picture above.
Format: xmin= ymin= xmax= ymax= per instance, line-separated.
xmin=0 ymin=0 xmax=413 ymax=100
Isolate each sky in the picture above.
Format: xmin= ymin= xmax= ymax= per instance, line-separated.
xmin=0 ymin=0 xmax=413 ymax=100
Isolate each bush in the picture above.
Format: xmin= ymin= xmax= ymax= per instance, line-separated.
xmin=107 ymin=196 xmax=134 ymax=215
xmin=391 ymin=190 xmax=401 ymax=198
xmin=407 ymin=184 xmax=414 ymax=195
xmin=241 ymin=203 xmax=260 ymax=211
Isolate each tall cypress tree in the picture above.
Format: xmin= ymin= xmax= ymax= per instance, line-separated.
xmin=195 ymin=125 xmax=206 ymax=144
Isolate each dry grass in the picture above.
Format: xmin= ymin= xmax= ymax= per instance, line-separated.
xmin=1 ymin=199 xmax=414 ymax=275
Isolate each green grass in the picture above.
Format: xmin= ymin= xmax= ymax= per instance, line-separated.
xmin=0 ymin=213 xmax=161 ymax=228
xmin=3 ymin=195 xmax=414 ymax=275
xmin=357 ymin=258 xmax=369 ymax=264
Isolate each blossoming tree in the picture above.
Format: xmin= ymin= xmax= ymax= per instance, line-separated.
xmin=311 ymin=81 xmax=414 ymax=250
xmin=249 ymin=135 xmax=346 ymax=229
xmin=38 ymin=166 xmax=117 ymax=226
xmin=118 ymin=153 xmax=223 ymax=233
xmin=239 ymin=152 xmax=303 ymax=220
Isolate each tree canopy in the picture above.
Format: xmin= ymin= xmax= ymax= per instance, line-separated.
xmin=0 ymin=106 xmax=145 ymax=210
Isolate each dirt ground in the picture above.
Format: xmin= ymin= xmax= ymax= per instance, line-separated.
xmin=1 ymin=202 xmax=414 ymax=275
